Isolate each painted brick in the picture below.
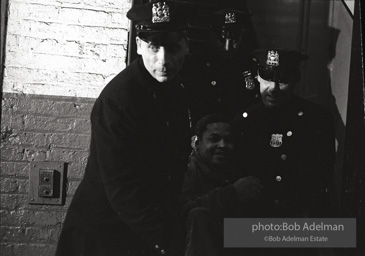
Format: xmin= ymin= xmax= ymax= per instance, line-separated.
xmin=1 ymin=226 xmax=60 ymax=243
xmin=13 ymin=98 xmax=88 ymax=118
xmin=22 ymin=148 xmax=48 ymax=162
xmin=1 ymin=128 xmax=20 ymax=145
xmin=12 ymin=2 xmax=60 ymax=23
xmin=6 ymin=35 xmax=107 ymax=60
xmin=21 ymin=210 xmax=64 ymax=226
xmin=25 ymin=227 xmax=60 ymax=243
xmin=1 ymin=0 xmax=131 ymax=252
xmin=1 ymin=226 xmax=27 ymax=243
xmin=1 ymin=147 xmax=26 ymax=162
xmin=0 ymin=178 xmax=29 ymax=194
xmin=23 ymin=115 xmax=72 ymax=133
xmin=3 ymin=0 xmax=129 ymax=98
xmin=67 ymin=162 xmax=88 ymax=179
xmin=12 ymin=244 xmax=56 ymax=256
xmin=25 ymin=204 xmax=69 ymax=213
xmin=59 ymin=7 xmax=110 ymax=27
xmin=1 ymin=195 xmax=28 ymax=211
xmin=1 ymin=108 xmax=13 ymax=129
xmin=10 ymin=115 xmax=26 ymax=131
xmin=4 ymin=81 xmax=106 ymax=98
xmin=3 ymin=94 xmax=95 ymax=118
xmin=0 ymin=162 xmax=30 ymax=177
xmin=14 ymin=0 xmax=126 ymax=10
xmin=0 ymin=210 xmax=23 ymax=227
xmin=83 ymin=0 xmax=132 ymax=10
xmin=5 ymin=67 xmax=58 ymax=88
xmin=67 ymin=180 xmax=81 ymax=195
xmin=0 ymin=244 xmax=15 ymax=256
xmin=6 ymin=19 xmax=63 ymax=43
xmin=15 ymin=132 xmax=48 ymax=147
xmin=49 ymin=133 xmax=90 ymax=150
xmin=46 ymin=148 xmax=90 ymax=164
xmin=72 ymin=118 xmax=91 ymax=134
xmin=57 ymin=23 xmax=128 ymax=45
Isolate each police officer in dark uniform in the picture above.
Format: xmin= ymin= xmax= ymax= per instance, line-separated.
xmin=56 ymin=1 xmax=196 ymax=255
xmin=235 ymin=49 xmax=335 ymax=218
xmin=182 ymin=6 xmax=259 ymax=127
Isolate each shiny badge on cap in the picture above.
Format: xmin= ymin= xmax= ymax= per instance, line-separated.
xmin=266 ymin=50 xmax=279 ymax=66
xmin=152 ymin=2 xmax=170 ymax=23
xmin=270 ymin=134 xmax=283 ymax=147
xmin=225 ymin=12 xmax=237 ymax=24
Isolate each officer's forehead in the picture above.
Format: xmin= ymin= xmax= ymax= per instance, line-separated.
xmin=138 ymin=31 xmax=186 ymax=45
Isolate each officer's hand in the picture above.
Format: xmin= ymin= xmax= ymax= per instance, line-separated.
xmin=233 ymin=176 xmax=263 ymax=204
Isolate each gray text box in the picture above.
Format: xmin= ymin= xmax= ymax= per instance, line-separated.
xmin=224 ymin=218 xmax=356 ymax=248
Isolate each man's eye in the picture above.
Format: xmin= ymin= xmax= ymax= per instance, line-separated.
xmin=148 ymin=44 xmax=160 ymax=52
xmin=279 ymin=83 xmax=289 ymax=89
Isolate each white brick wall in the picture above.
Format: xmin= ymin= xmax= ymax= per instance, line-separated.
xmin=3 ymin=0 xmax=132 ymax=98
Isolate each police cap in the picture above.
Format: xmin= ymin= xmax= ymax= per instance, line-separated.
xmin=252 ymin=49 xmax=308 ymax=83
xmin=127 ymin=1 xmax=193 ymax=33
xmin=210 ymin=8 xmax=251 ymax=30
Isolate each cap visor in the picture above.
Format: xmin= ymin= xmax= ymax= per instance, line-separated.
xmin=259 ymin=69 xmax=289 ymax=83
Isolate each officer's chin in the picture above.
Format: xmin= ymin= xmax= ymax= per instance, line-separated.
xmin=263 ymin=100 xmax=280 ymax=109
xmin=152 ymin=74 xmax=167 ymax=82
xmin=263 ymin=96 xmax=284 ymax=109
xmin=153 ymin=73 xmax=176 ymax=83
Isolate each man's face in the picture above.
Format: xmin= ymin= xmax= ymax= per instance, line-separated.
xmin=196 ymin=122 xmax=234 ymax=166
xmin=136 ymin=32 xmax=188 ymax=83
xmin=258 ymin=74 xmax=293 ymax=108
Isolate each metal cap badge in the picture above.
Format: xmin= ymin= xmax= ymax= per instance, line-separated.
xmin=225 ymin=12 xmax=237 ymax=24
xmin=252 ymin=49 xmax=308 ymax=83
xmin=266 ymin=50 xmax=279 ymax=66
xmin=127 ymin=0 xmax=197 ymax=32
xmin=152 ymin=2 xmax=170 ymax=23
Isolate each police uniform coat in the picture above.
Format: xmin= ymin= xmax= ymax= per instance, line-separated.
xmin=182 ymin=46 xmax=259 ymax=126
xmin=234 ymin=96 xmax=335 ymax=217
xmin=56 ymin=58 xmax=191 ymax=256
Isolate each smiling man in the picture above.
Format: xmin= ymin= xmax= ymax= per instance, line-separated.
xmin=181 ymin=113 xmax=263 ymax=256
xmin=235 ymin=49 xmax=335 ymax=220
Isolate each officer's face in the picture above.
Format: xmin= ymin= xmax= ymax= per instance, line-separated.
xmin=258 ymin=74 xmax=293 ymax=108
xmin=196 ymin=122 xmax=234 ymax=166
xmin=136 ymin=33 xmax=188 ymax=83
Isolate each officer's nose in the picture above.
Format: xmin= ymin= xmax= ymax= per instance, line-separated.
xmin=156 ymin=47 xmax=169 ymax=65
xmin=269 ymin=81 xmax=280 ymax=91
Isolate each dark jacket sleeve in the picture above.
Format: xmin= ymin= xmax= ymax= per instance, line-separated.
xmin=90 ymin=92 xmax=182 ymax=251
xmin=181 ymin=166 xmax=239 ymax=219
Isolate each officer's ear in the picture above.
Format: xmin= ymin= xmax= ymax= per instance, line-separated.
xmin=191 ymin=135 xmax=199 ymax=152
xmin=136 ymin=36 xmax=142 ymax=55
xmin=256 ymin=71 xmax=260 ymax=82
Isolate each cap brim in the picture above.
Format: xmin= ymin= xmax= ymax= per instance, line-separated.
xmin=258 ymin=69 xmax=290 ymax=83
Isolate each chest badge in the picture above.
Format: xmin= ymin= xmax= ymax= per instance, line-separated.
xmin=270 ymin=134 xmax=283 ymax=148
xmin=243 ymin=70 xmax=256 ymax=90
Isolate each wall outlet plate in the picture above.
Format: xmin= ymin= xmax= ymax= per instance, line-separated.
xmin=28 ymin=162 xmax=65 ymax=205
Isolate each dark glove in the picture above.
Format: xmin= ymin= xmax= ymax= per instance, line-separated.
xmin=233 ymin=176 xmax=263 ymax=204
